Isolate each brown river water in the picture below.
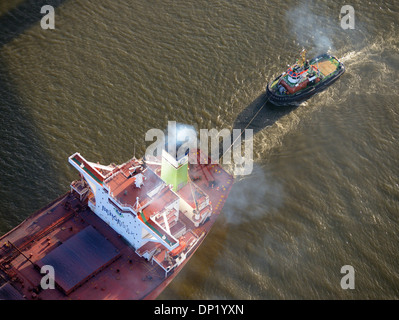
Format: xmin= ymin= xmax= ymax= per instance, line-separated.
xmin=0 ymin=0 xmax=398 ymax=299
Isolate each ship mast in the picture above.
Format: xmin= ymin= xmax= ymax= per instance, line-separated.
xmin=187 ymin=173 xmax=200 ymax=221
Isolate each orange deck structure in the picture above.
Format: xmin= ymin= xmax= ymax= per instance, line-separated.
xmin=0 ymin=149 xmax=233 ymax=300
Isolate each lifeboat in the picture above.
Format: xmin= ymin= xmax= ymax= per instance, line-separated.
xmin=170 ymin=238 xmax=187 ymax=257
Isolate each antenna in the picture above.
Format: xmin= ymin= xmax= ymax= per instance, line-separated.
xmin=300 ymin=48 xmax=307 ymax=66
xmin=135 ymin=197 xmax=140 ymax=211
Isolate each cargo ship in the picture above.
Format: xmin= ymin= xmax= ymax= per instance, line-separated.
xmin=266 ymin=50 xmax=345 ymax=106
xmin=0 ymin=146 xmax=233 ymax=300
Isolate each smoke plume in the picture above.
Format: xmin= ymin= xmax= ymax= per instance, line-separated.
xmin=286 ymin=1 xmax=337 ymax=55
xmin=222 ymin=163 xmax=284 ymax=225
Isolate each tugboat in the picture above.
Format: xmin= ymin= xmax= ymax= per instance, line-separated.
xmin=266 ymin=49 xmax=345 ymax=106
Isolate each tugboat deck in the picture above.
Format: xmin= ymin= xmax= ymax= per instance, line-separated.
xmin=317 ymin=60 xmax=338 ymax=76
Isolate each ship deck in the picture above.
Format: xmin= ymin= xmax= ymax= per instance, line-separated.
xmin=0 ymin=153 xmax=233 ymax=300
xmin=317 ymin=60 xmax=335 ymax=76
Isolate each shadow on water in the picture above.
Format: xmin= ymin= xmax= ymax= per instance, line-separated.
xmin=0 ymin=0 xmax=68 ymax=232
xmin=0 ymin=0 xmax=67 ymax=48
xmin=0 ymin=60 xmax=64 ymax=234
xmin=218 ymin=92 xmax=299 ymax=160
xmin=233 ymin=92 xmax=299 ymax=134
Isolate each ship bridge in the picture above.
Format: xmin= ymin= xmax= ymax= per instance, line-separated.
xmin=68 ymin=153 xmax=180 ymax=252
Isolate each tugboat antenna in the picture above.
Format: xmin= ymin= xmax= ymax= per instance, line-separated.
xmin=300 ymin=49 xmax=307 ymax=66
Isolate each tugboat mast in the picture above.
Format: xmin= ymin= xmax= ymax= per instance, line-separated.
xmin=300 ymin=49 xmax=307 ymax=67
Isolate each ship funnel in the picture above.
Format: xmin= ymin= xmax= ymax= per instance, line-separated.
xmin=160 ymin=145 xmax=189 ymax=192
xmin=160 ymin=122 xmax=195 ymax=192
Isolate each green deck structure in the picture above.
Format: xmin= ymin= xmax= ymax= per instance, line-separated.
xmin=161 ymin=152 xmax=188 ymax=192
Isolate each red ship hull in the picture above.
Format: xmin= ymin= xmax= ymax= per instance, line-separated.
xmin=0 ymin=151 xmax=233 ymax=300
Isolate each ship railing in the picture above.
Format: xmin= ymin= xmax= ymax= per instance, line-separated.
xmin=185 ymin=231 xmax=205 ymax=257
xmin=151 ymin=254 xmax=175 ymax=279
xmin=109 ymin=192 xmax=158 ymax=216
xmin=88 ymin=193 xmax=96 ymax=206
xmin=109 ymin=196 xmax=139 ymax=216
xmin=109 ymin=198 xmax=177 ymax=248
xmin=70 ymin=179 xmax=90 ymax=202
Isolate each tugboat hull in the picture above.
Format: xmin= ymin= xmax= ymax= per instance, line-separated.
xmin=266 ymin=53 xmax=345 ymax=106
